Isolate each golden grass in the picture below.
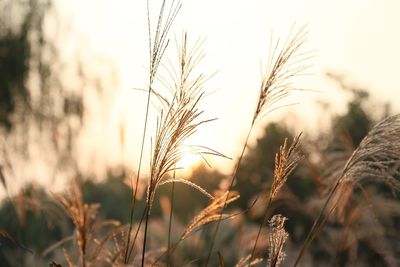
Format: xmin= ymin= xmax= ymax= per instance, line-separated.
xmin=37 ymin=2 xmax=400 ymax=267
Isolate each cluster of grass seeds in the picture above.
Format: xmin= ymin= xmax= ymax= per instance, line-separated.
xmin=182 ymin=191 xmax=240 ymax=240
xmin=54 ymin=178 xmax=98 ymax=267
xmin=248 ymin=134 xmax=303 ymax=265
xmin=53 ymin=178 xmax=123 ymax=267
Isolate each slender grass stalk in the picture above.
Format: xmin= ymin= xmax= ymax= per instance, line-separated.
xmin=205 ymin=128 xmax=253 ymax=266
xmin=205 ymin=27 xmax=309 ymax=266
xmin=249 ymin=196 xmax=273 ymax=265
xmin=124 ymin=66 xmax=151 ymax=264
xmin=128 ymin=204 xmax=148 ymax=263
xmin=167 ymin=170 xmax=176 ymax=266
xmin=141 ymin=202 xmax=151 ymax=267
xmin=124 ymin=0 xmax=181 ymax=264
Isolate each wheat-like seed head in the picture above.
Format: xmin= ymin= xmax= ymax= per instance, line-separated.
xmin=270 ymin=133 xmax=304 ymax=200
xmin=253 ymin=27 xmax=311 ymax=124
xmin=54 ymin=178 xmax=99 ymax=266
xmin=147 ymin=0 xmax=182 ymax=85
xmin=182 ymin=191 xmax=240 ymax=240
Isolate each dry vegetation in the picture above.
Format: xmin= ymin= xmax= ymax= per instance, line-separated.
xmin=1 ymin=0 xmax=400 ymax=267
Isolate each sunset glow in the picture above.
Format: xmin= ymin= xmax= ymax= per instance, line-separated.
xmin=68 ymin=0 xmax=400 ymax=179
xmin=2 ymin=1 xmax=400 ymax=266
xmin=177 ymin=150 xmax=202 ymax=173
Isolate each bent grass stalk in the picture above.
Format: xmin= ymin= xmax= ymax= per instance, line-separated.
xmin=293 ymin=114 xmax=400 ymax=267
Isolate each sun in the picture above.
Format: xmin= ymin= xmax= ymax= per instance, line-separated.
xmin=177 ymin=149 xmax=202 ymax=173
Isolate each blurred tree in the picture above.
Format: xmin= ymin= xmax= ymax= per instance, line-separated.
xmin=0 ymin=0 xmax=119 ymax=195
xmin=0 ymin=0 xmax=84 ymax=129
xmin=0 ymin=0 xmax=84 ymax=186
xmin=82 ymin=169 xmax=133 ymax=223
xmin=0 ymin=1 xmax=116 ymax=264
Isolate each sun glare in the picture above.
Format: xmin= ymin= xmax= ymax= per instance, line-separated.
xmin=177 ymin=150 xmax=202 ymax=173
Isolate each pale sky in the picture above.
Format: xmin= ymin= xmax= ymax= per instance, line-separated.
xmin=62 ymin=0 xmax=400 ymax=177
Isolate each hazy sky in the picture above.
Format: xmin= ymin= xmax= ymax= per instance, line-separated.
xmin=63 ymin=0 xmax=400 ymax=176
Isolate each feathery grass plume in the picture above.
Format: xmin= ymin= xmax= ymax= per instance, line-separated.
xmin=155 ymin=34 xmax=210 ymax=109
xmin=339 ymin=115 xmax=400 ymax=190
xmin=271 ymin=134 xmax=304 ymax=199
xmin=206 ymin=27 xmax=310 ymax=265
xmin=125 ymin=0 xmax=182 ymax=263
xmin=149 ymin=191 xmax=240 ymax=266
xmin=140 ymin=33 xmax=228 ymax=267
xmin=293 ymin=114 xmax=400 ymax=267
xmin=182 ymin=191 xmax=240 ymax=240
xmin=253 ymin=26 xmax=311 ymax=124
xmin=267 ymin=214 xmax=289 ymax=267
xmin=55 ymin=180 xmax=124 ymax=266
xmin=249 ymin=134 xmax=303 ymax=265
xmin=146 ymin=33 xmax=226 ymax=210
xmin=55 ymin=178 xmax=99 ymax=267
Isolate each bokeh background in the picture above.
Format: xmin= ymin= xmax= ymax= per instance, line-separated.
xmin=1 ymin=0 xmax=399 ymax=266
